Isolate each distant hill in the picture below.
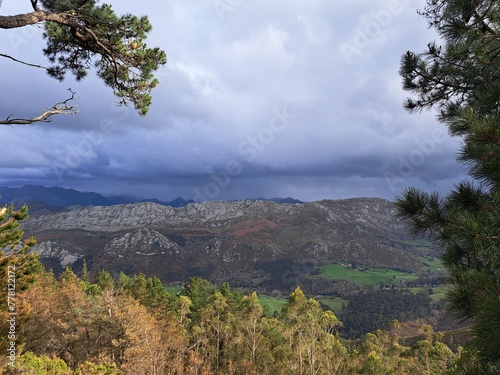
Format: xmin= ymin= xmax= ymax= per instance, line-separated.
xmin=0 ymin=185 xmax=113 ymax=207
xmin=0 ymin=185 xmax=195 ymax=209
xmin=21 ymin=198 xmax=436 ymax=294
xmin=0 ymin=185 xmax=305 ymax=211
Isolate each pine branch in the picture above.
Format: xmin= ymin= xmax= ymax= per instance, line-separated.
xmin=0 ymin=89 xmax=78 ymax=125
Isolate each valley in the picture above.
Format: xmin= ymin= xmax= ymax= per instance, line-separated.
xmin=12 ymin=191 xmax=456 ymax=339
xmin=20 ymin=197 xmax=436 ymax=291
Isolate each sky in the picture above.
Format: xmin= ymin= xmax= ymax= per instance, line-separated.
xmin=0 ymin=0 xmax=468 ymax=202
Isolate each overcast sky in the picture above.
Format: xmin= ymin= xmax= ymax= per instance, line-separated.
xmin=0 ymin=0 xmax=467 ymax=202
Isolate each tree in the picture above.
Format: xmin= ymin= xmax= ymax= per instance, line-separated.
xmin=20 ymin=266 xmax=187 ymax=374
xmin=95 ymin=269 xmax=115 ymax=291
xmin=21 ymin=269 xmax=124 ymax=369
xmin=0 ymin=0 xmax=166 ymax=124
xmin=0 ymin=204 xmax=36 ymax=251
xmin=6 ymin=352 xmax=72 ymax=375
xmin=182 ymin=276 xmax=218 ymax=323
xmin=396 ymin=0 xmax=500 ymax=370
xmin=0 ymin=204 xmax=41 ymax=364
xmin=113 ymin=294 xmax=186 ymax=375
xmin=233 ymin=292 xmax=265 ymax=373
xmin=400 ymin=0 xmax=500 ymax=120
xmin=280 ymin=287 xmax=345 ymax=374
xmin=198 ymin=292 xmax=233 ymax=372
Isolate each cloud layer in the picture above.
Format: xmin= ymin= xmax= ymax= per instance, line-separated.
xmin=0 ymin=0 xmax=467 ymax=201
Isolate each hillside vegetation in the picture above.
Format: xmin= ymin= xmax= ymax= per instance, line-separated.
xmin=21 ymin=198 xmax=436 ymax=295
xmin=1 ymin=252 xmax=461 ymax=375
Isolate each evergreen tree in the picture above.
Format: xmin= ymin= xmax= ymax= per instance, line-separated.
xmin=95 ymin=269 xmax=114 ymax=291
xmin=0 ymin=0 xmax=166 ymax=124
xmin=0 ymin=205 xmax=36 ymax=251
xmin=396 ymin=0 xmax=500 ymax=371
xmin=0 ymin=204 xmax=42 ymax=361
xmin=400 ymin=0 xmax=500 ymax=119
xmin=182 ymin=276 xmax=218 ymax=323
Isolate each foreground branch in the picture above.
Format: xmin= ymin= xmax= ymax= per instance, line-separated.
xmin=0 ymin=2 xmax=166 ymax=117
xmin=0 ymin=89 xmax=78 ymax=125
xmin=0 ymin=52 xmax=49 ymax=71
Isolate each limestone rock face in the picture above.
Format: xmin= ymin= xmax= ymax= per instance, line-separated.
xmin=104 ymin=228 xmax=182 ymax=257
xmin=32 ymin=240 xmax=85 ymax=267
xmin=26 ymin=202 xmax=176 ymax=232
xmin=22 ymin=198 xmax=426 ymax=287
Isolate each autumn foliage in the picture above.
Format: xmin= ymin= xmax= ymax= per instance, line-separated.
xmin=0 ymin=252 xmax=464 ymax=375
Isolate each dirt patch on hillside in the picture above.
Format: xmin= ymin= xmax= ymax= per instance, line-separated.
xmin=229 ymin=218 xmax=279 ymax=238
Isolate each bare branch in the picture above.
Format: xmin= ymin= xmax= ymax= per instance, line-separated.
xmin=0 ymin=89 xmax=78 ymax=125
xmin=0 ymin=52 xmax=49 ymax=71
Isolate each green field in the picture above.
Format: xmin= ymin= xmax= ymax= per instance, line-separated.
xmin=429 ymin=286 xmax=449 ymax=301
xmin=417 ymin=256 xmax=447 ymax=275
xmin=164 ymin=285 xmax=184 ymax=294
xmin=258 ymin=295 xmax=288 ymax=315
xmin=163 ymin=258 xmax=447 ymax=316
xmin=409 ymin=285 xmax=449 ymax=301
xmin=317 ymin=297 xmax=348 ymax=314
xmin=314 ymin=264 xmax=418 ymax=286
xmin=258 ymin=295 xmax=348 ymax=315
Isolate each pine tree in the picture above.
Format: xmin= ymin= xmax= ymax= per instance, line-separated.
xmin=0 ymin=204 xmax=42 ymax=363
xmin=0 ymin=0 xmax=166 ymax=124
xmin=396 ymin=0 xmax=500 ymax=370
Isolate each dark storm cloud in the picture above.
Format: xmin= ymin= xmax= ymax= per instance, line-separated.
xmin=0 ymin=0 xmax=468 ymax=202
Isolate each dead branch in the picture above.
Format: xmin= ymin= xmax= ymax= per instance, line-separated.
xmin=0 ymin=89 xmax=78 ymax=125
xmin=0 ymin=52 xmax=49 ymax=71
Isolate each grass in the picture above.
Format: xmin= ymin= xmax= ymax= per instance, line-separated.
xmin=165 ymin=285 xmax=184 ymax=294
xmin=314 ymin=264 xmax=418 ymax=286
xmin=258 ymin=295 xmax=288 ymax=315
xmin=429 ymin=285 xmax=449 ymax=301
xmin=317 ymin=297 xmax=348 ymax=314
xmin=408 ymin=285 xmax=449 ymax=301
xmin=418 ymin=256 xmax=447 ymax=275
xmin=258 ymin=294 xmax=348 ymax=315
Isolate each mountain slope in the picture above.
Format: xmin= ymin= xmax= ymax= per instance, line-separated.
xmin=0 ymin=185 xmax=113 ymax=207
xmin=22 ymin=198 xmax=430 ymax=292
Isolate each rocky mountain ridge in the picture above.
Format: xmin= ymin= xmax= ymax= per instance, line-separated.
xmin=0 ymin=185 xmax=302 ymax=212
xmin=22 ymin=198 xmax=428 ymax=292
xmin=0 ymin=185 xmax=195 ymax=209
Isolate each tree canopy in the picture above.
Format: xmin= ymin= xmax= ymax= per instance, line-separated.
xmin=400 ymin=0 xmax=500 ymax=120
xmin=0 ymin=0 xmax=166 ymax=124
xmin=397 ymin=0 xmax=500 ymax=371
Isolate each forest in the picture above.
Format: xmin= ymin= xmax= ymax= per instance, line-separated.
xmin=338 ymin=289 xmax=433 ymax=339
xmin=0 ymin=250 xmax=460 ymax=375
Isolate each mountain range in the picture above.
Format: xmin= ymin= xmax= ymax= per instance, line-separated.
xmin=0 ymin=185 xmax=195 ymax=209
xmin=0 ymin=185 xmax=302 ymax=213
xmin=16 ymin=192 xmax=435 ymax=294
